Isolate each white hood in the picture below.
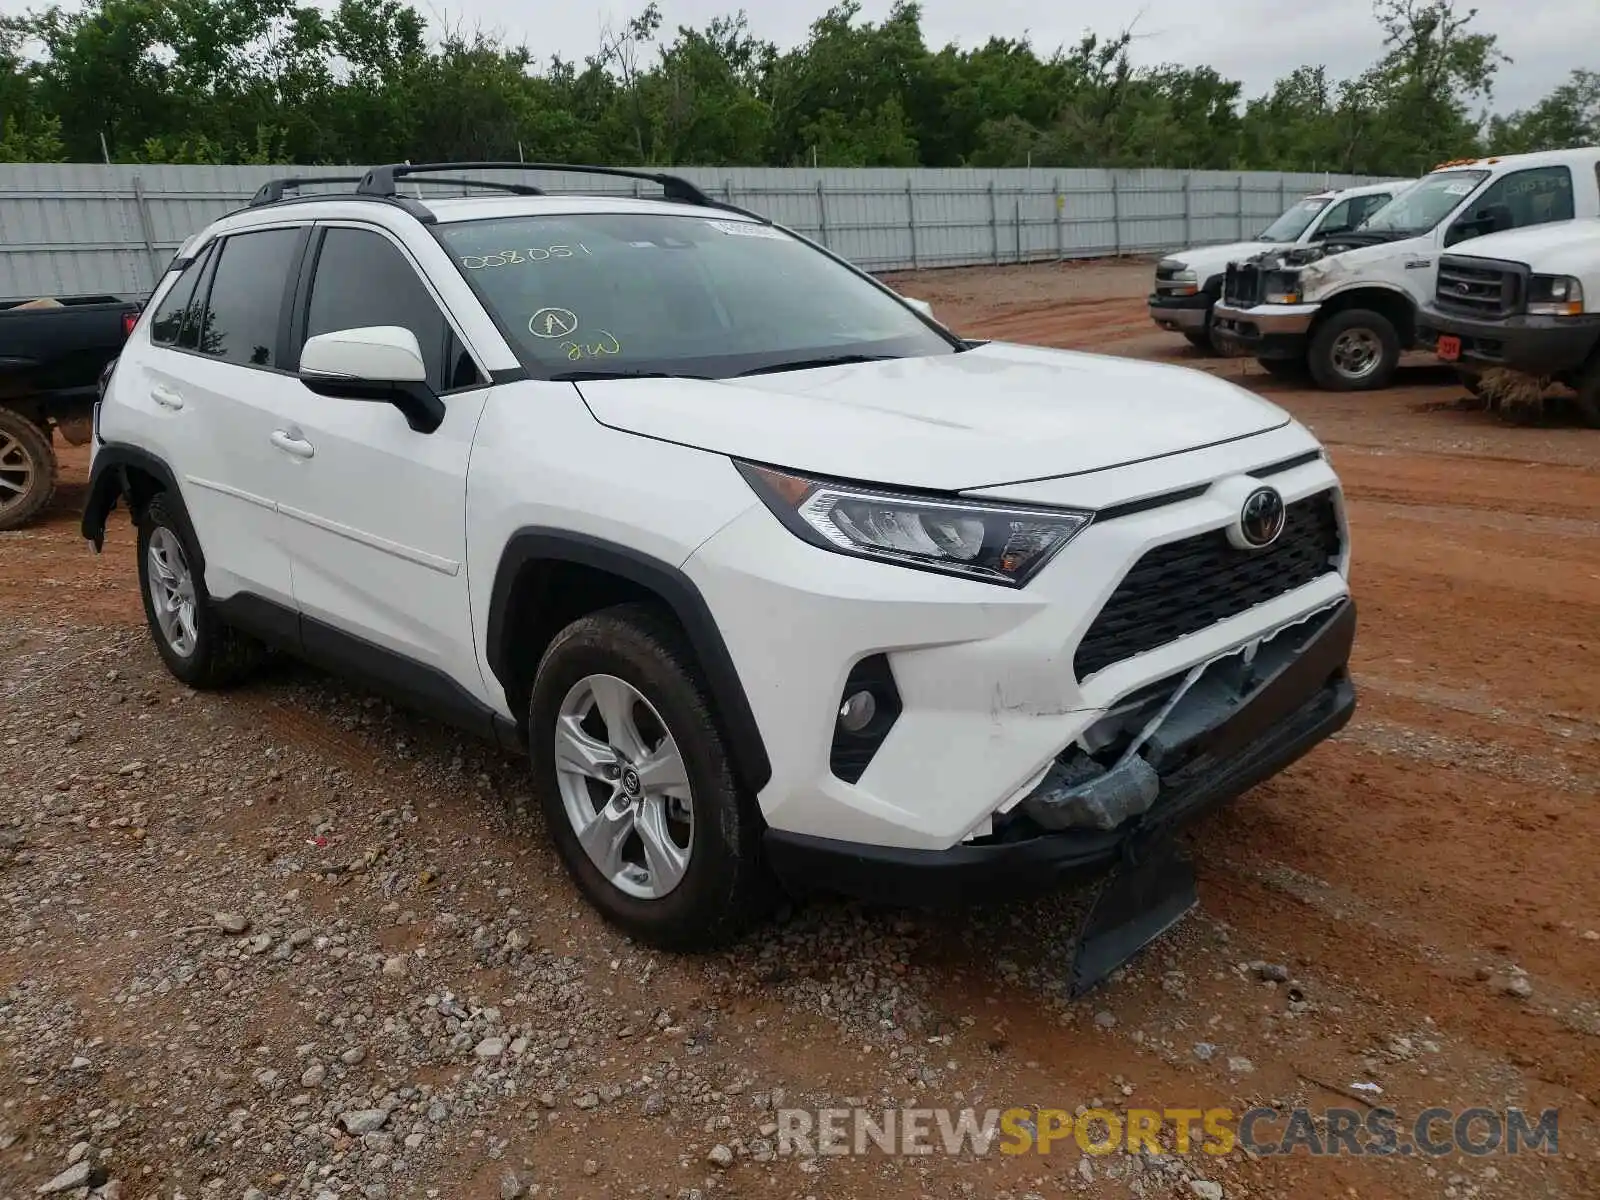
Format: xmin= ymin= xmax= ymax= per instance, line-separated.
xmin=575 ymin=342 xmax=1291 ymax=492
xmin=1442 ymin=219 xmax=1600 ymax=273
xmin=1166 ymin=241 xmax=1278 ymax=281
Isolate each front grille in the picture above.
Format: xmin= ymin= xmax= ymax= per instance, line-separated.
xmin=1223 ymin=263 xmax=1262 ymax=307
xmin=1435 ymin=256 xmax=1522 ymax=318
xmin=1074 ymin=489 xmax=1343 ymax=680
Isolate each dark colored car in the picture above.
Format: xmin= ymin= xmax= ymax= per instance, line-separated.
xmin=0 ymin=294 xmax=143 ymax=529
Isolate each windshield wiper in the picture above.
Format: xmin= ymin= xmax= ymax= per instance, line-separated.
xmin=550 ymin=369 xmax=710 ymax=382
xmin=736 ymin=353 xmax=895 ymax=377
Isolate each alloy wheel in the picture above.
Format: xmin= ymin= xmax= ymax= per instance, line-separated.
xmin=553 ymin=673 xmax=694 ymax=900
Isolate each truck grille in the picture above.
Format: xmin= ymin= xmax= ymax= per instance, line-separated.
xmin=1223 ymin=263 xmax=1262 ymax=307
xmin=1434 ymin=256 xmax=1522 ymax=318
xmin=1074 ymin=489 xmax=1343 ymax=680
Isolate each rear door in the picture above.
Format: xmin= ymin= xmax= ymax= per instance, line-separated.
xmin=271 ymin=221 xmax=495 ymax=706
xmin=156 ymin=225 xmax=307 ymax=607
xmin=114 ymin=226 xmax=306 ymax=608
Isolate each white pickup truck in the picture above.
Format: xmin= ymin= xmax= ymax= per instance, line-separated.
xmin=1416 ymin=217 xmax=1600 ymax=425
xmin=1148 ymin=180 xmax=1410 ymax=351
xmin=1213 ymin=147 xmax=1600 ymax=390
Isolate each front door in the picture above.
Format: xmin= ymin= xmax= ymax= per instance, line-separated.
xmin=271 ymin=223 xmax=494 ymax=708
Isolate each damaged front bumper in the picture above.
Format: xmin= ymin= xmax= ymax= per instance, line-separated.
xmin=764 ymin=598 xmax=1356 ymax=907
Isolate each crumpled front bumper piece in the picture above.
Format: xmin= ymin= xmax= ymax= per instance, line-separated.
xmin=764 ymin=598 xmax=1356 ymax=907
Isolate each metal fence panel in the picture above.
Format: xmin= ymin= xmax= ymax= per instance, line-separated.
xmin=0 ymin=163 xmax=1396 ymax=301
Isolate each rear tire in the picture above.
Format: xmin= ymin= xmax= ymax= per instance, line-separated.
xmin=0 ymin=407 xmax=57 ymax=531
xmin=528 ymin=602 xmax=776 ymax=951
xmin=1307 ymin=309 xmax=1401 ymax=392
xmin=136 ymin=492 xmax=266 ymax=688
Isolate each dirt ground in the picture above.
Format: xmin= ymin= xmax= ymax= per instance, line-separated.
xmin=3 ymin=258 xmax=1598 ymax=1200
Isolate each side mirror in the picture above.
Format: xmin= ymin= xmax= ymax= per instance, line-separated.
xmin=298 ymin=326 xmax=444 ymax=434
xmin=900 ymin=294 xmax=935 ymax=320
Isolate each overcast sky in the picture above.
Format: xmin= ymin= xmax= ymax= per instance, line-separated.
xmin=3 ymin=0 xmax=1590 ymax=113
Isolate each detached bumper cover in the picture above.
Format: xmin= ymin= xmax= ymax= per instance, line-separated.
xmin=765 ymin=597 xmax=1356 ymax=907
xmin=1211 ymin=302 xmax=1320 ymax=360
xmin=1416 ymin=308 xmax=1600 ymax=375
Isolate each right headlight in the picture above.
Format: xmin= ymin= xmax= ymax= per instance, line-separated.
xmin=736 ymin=462 xmax=1092 ymax=588
xmin=1526 ymin=275 xmax=1585 ymax=317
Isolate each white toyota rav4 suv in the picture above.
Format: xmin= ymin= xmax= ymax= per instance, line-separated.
xmin=84 ymin=163 xmax=1357 ymax=957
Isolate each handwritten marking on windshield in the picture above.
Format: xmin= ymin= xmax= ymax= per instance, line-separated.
xmin=462 ymin=245 xmax=592 ymax=270
xmin=528 ymin=308 xmax=579 ymax=339
xmin=561 ymin=330 xmax=622 ymax=361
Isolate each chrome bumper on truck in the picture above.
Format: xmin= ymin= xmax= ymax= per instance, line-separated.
xmin=1148 ymin=291 xmax=1212 ymax=333
xmin=1211 ymin=302 xmax=1320 ymax=360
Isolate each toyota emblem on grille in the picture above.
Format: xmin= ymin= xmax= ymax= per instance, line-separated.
xmin=1238 ymin=486 xmax=1286 ymax=549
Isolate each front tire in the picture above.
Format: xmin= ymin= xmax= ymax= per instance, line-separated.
xmin=528 ymin=603 xmax=775 ymax=950
xmin=1307 ymin=309 xmax=1401 ymax=392
xmin=1570 ymin=357 xmax=1600 ymax=429
xmin=0 ymin=408 xmax=57 ymax=531
xmin=1256 ymin=357 xmax=1308 ymax=381
xmin=136 ymin=492 xmax=265 ymax=688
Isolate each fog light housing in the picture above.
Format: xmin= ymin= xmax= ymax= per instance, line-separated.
xmin=829 ymin=654 xmax=902 ymax=784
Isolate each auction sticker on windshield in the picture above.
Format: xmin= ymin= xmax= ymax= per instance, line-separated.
xmin=706 ymin=219 xmax=788 ymax=240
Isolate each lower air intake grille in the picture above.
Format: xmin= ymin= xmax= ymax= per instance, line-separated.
xmin=1074 ymin=489 xmax=1342 ymax=680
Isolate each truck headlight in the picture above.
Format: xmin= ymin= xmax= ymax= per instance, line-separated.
xmin=1158 ymin=260 xmax=1198 ymax=295
xmin=1263 ymin=270 xmax=1303 ymax=305
xmin=1527 ymin=275 xmax=1584 ymax=317
xmin=736 ymin=463 xmax=1092 ymax=588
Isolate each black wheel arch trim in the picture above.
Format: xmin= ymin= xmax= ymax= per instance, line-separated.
xmin=80 ymin=443 xmax=205 ymax=573
xmin=487 ymin=528 xmax=773 ymax=794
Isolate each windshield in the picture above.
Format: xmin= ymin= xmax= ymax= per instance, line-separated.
xmin=435 ymin=212 xmax=958 ymax=379
xmin=1360 ymin=170 xmax=1489 ymax=235
xmin=1257 ymin=197 xmax=1331 ymax=243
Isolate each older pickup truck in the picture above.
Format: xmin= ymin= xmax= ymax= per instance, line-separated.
xmin=1 ymin=294 xmax=143 ymax=529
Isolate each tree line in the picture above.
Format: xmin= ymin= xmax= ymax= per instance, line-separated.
xmin=1 ymin=0 xmax=1596 ymax=174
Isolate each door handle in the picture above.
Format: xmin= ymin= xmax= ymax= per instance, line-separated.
xmin=270 ymin=429 xmax=315 ymax=460
xmin=150 ymin=384 xmax=185 ymax=411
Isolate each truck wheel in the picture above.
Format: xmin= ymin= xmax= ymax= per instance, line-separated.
xmin=528 ymin=602 xmax=776 ymax=951
xmin=1307 ymin=310 xmax=1401 ymax=392
xmin=1257 ymin=357 xmax=1308 ymax=381
xmin=0 ymin=408 xmax=57 ymax=531
xmin=1572 ymin=358 xmax=1600 ymax=429
xmin=136 ymin=492 xmax=267 ymax=688
xmin=1182 ymin=304 xmax=1219 ymax=353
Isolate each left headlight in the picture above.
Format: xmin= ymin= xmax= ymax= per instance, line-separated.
xmin=1262 ymin=269 xmax=1304 ymax=305
xmin=1527 ymin=275 xmax=1585 ymax=317
xmin=736 ymin=462 xmax=1092 ymax=587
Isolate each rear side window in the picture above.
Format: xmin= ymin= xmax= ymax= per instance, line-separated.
xmin=197 ymin=228 xmax=302 ymax=369
xmin=149 ymin=245 xmax=211 ymax=346
xmin=302 ymin=228 xmax=480 ymax=392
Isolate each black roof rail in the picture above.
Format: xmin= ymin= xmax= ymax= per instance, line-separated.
xmin=249 ymin=175 xmax=368 ymax=207
xmin=355 ymin=161 xmax=770 ymax=222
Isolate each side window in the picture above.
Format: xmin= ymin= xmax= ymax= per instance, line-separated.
xmin=302 ymin=228 xmax=481 ymax=392
xmin=1469 ymin=166 xmax=1574 ymax=233
xmin=199 ymin=228 xmax=302 ymax=368
xmin=1315 ymin=198 xmax=1356 ymax=237
xmin=1350 ymin=194 xmax=1389 ymax=226
xmin=149 ymin=245 xmax=211 ymax=346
